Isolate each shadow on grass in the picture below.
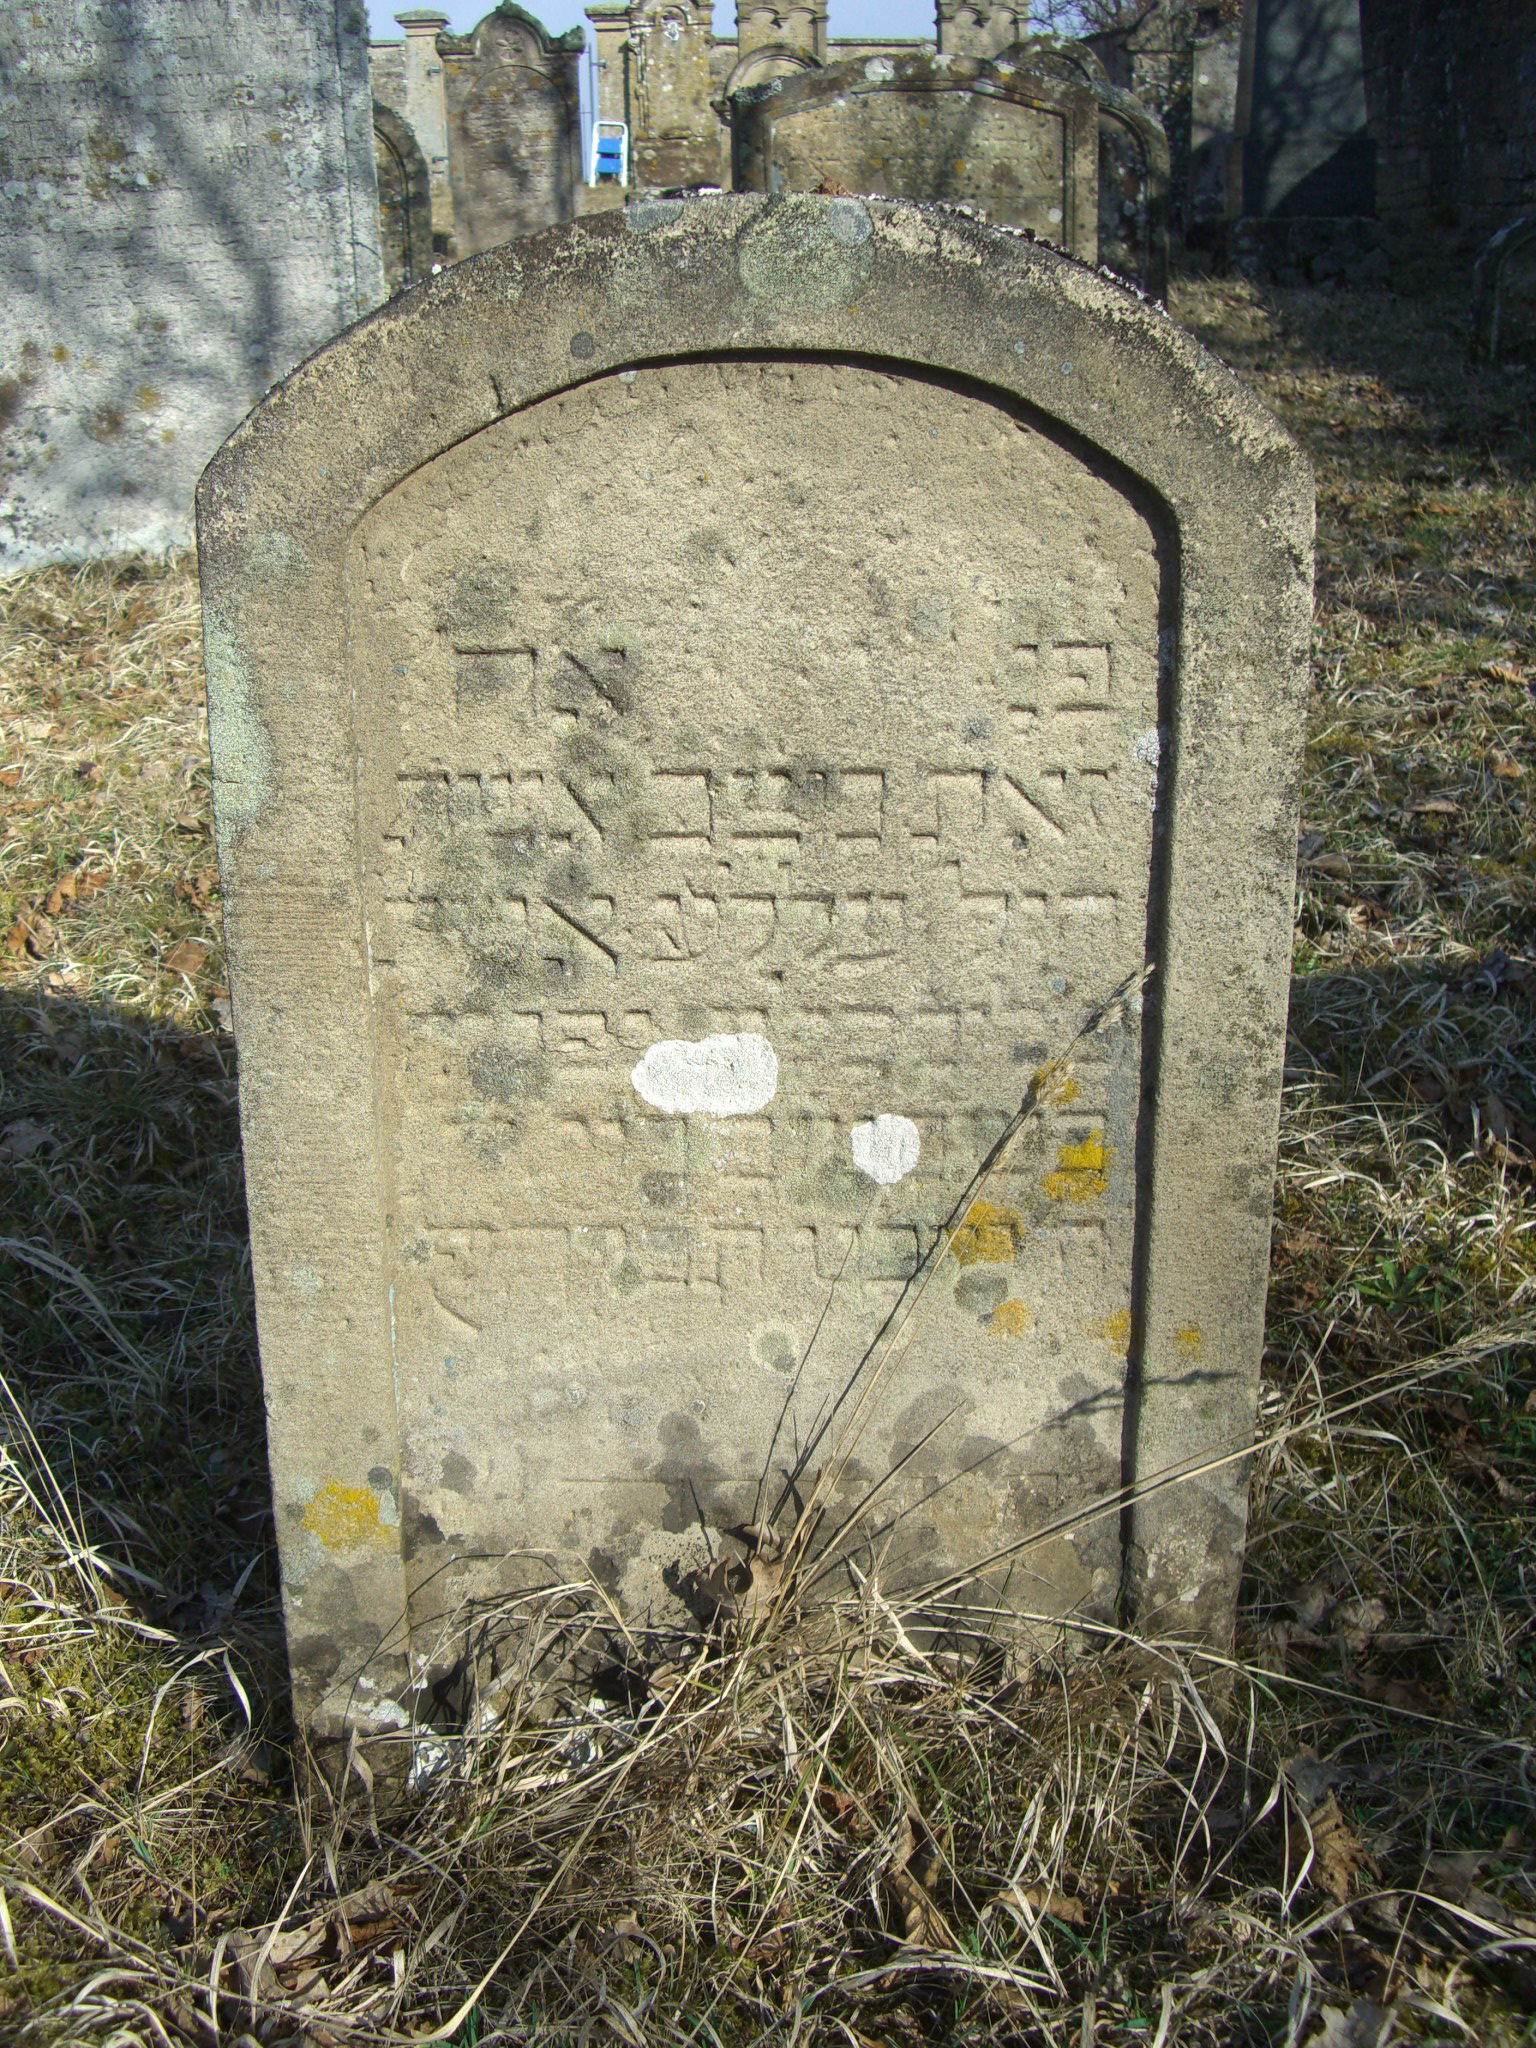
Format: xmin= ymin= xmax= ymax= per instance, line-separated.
xmin=0 ymin=986 xmax=278 ymax=1664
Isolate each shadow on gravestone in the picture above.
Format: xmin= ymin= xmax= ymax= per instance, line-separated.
xmin=196 ymin=195 xmax=1312 ymax=1765
xmin=0 ymin=0 xmax=382 ymax=570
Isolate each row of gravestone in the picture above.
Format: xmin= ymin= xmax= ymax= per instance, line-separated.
xmin=368 ymin=6 xmax=1171 ymax=301
xmin=0 ymin=0 xmax=1169 ymax=574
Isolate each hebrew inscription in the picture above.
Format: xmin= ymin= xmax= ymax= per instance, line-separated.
xmin=348 ymin=357 xmax=1165 ymax=1619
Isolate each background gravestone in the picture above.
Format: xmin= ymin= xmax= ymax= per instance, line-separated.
xmin=198 ymin=196 xmax=1311 ymax=1745
xmin=374 ymin=101 xmax=435 ymax=292
xmin=438 ymin=5 xmax=583 ymax=255
xmin=1472 ymin=214 xmax=1536 ymax=365
xmin=1009 ymin=37 xmax=1169 ymax=298
xmin=0 ymin=0 xmax=382 ymax=569
xmin=732 ymin=56 xmax=1099 ymax=260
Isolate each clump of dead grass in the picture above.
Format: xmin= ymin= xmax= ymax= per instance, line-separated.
xmin=3 ymin=278 xmax=1536 ymax=2045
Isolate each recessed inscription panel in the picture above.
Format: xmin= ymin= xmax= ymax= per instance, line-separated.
xmin=349 ymin=358 xmax=1164 ymax=1622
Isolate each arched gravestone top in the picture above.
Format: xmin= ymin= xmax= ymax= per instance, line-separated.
xmin=732 ymin=55 xmax=1100 ymax=262
xmin=373 ymin=102 xmax=435 ymax=293
xmin=1471 ymin=213 xmax=1536 ymax=364
xmin=198 ymin=196 xmax=1311 ymax=1748
xmin=1001 ymin=37 xmax=1172 ymax=300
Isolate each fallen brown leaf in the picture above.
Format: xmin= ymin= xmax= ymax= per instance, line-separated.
xmin=678 ymin=1531 xmax=784 ymax=1625
xmin=886 ymin=1809 xmax=951 ymax=1949
xmin=1310 ymin=2000 xmax=1393 ymax=2048
xmin=4 ymin=910 xmax=55 ymax=959
xmin=43 ymin=871 xmax=76 ymax=915
xmin=1307 ymin=1790 xmax=1372 ymax=1903
xmin=0 ymin=1118 xmax=56 ymax=1164
xmin=1357 ymin=1672 xmax=1441 ymax=1717
xmin=992 ymin=1882 xmax=1087 ymax=1928
xmin=164 ymin=936 xmax=212 ymax=976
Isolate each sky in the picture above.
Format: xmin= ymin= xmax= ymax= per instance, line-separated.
xmin=365 ymin=0 xmax=940 ymax=47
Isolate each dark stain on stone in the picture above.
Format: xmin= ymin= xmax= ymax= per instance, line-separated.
xmin=782 ymin=758 xmax=840 ymax=819
xmin=436 ymin=558 xmax=520 ymax=645
xmin=403 ymin=1495 xmax=446 ymax=1549
xmin=640 ymin=1171 xmax=686 ymax=1208
xmin=588 ymin=1546 xmax=622 ymax=1595
xmin=653 ymin=1411 xmax=730 ymax=1537
xmin=441 ymin=1450 xmax=476 ymax=1494
xmin=570 ymin=330 xmax=596 ymax=359
xmin=953 ymin=1268 xmax=1008 ymax=1316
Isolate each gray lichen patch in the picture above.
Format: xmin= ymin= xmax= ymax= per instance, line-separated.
xmin=201 ymin=616 xmax=275 ymax=837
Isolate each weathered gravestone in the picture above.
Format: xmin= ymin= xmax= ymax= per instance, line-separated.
xmin=199 ymin=196 xmax=1311 ymax=1746
xmin=1471 ymin=214 xmax=1536 ymax=365
xmin=0 ymin=0 xmax=382 ymax=568
xmin=438 ymin=5 xmax=584 ymax=256
xmin=732 ymin=55 xmax=1100 ymax=261
xmin=1006 ymin=37 xmax=1171 ymax=299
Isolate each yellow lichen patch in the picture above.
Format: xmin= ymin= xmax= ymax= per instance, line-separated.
xmin=1099 ymin=1309 xmax=1132 ymax=1355
xmin=948 ymin=1198 xmax=1026 ymax=1266
xmin=988 ymin=1297 xmax=1034 ymax=1339
xmin=1033 ymin=1061 xmax=1080 ymax=1107
xmin=302 ymin=1481 xmax=381 ymax=1552
xmin=1174 ymin=1325 xmax=1205 ymax=1361
xmin=1042 ymin=1131 xmax=1111 ymax=1202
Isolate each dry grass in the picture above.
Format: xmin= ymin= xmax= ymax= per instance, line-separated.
xmin=2 ymin=276 xmax=1535 ymax=2046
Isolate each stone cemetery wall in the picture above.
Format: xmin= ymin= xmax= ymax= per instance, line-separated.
xmin=732 ymin=56 xmax=1100 ymax=261
xmin=0 ymin=0 xmax=382 ymax=569
xmin=1359 ymin=0 xmax=1536 ymax=270
xmin=198 ymin=195 xmax=1311 ymax=1746
xmin=438 ymin=5 xmax=583 ymax=256
xmin=1239 ymin=0 xmax=1375 ymax=219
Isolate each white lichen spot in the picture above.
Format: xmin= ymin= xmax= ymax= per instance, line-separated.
xmin=864 ymin=55 xmax=894 ymax=80
xmin=850 ymin=1113 xmax=921 ymax=1186
xmin=1132 ymin=726 xmax=1162 ymax=808
xmin=631 ymin=1032 xmax=778 ymax=1117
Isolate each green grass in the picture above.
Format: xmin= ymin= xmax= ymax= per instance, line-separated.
xmin=2 ymin=275 xmax=1535 ymax=2045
